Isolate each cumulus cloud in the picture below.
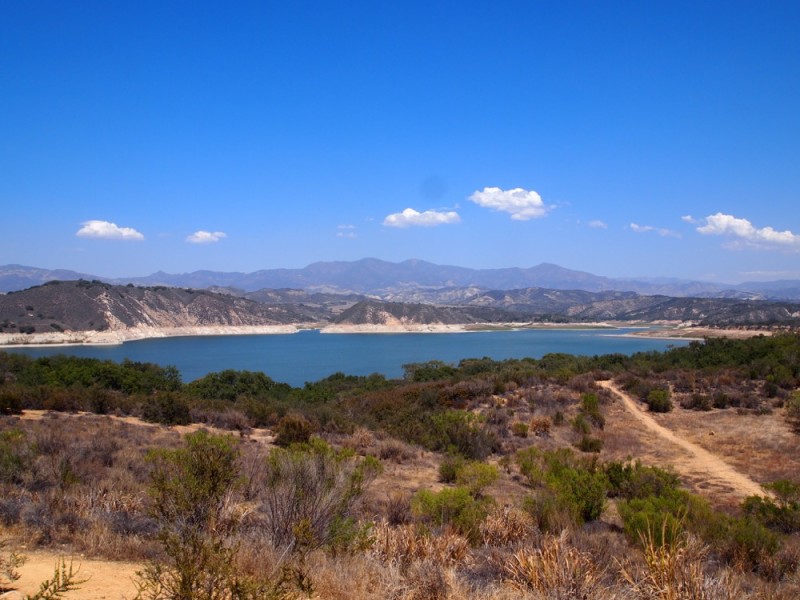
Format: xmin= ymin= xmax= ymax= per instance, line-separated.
xmin=696 ymin=213 xmax=800 ymax=250
xmin=186 ymin=230 xmax=227 ymax=244
xmin=681 ymin=215 xmax=697 ymax=224
xmin=629 ymin=223 xmax=681 ymax=238
xmin=588 ymin=220 xmax=607 ymax=229
xmin=468 ymin=187 xmax=551 ymax=220
xmin=382 ymin=208 xmax=460 ymax=228
xmin=76 ymin=220 xmax=144 ymax=240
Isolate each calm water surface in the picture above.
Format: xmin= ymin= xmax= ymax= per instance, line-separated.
xmin=4 ymin=328 xmax=688 ymax=387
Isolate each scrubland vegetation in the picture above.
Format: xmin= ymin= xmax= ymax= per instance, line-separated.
xmin=1 ymin=334 xmax=800 ymax=598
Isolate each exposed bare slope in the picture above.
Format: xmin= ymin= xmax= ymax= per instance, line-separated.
xmin=0 ymin=280 xmax=325 ymax=335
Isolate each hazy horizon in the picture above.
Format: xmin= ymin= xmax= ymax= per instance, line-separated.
xmin=4 ymin=256 xmax=796 ymax=287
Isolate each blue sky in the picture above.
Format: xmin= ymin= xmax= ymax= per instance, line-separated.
xmin=2 ymin=1 xmax=799 ymax=283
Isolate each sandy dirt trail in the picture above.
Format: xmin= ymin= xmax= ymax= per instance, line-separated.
xmin=598 ymin=380 xmax=767 ymax=500
xmin=6 ymin=551 xmax=139 ymax=599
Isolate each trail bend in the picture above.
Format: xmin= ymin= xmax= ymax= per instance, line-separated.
xmin=599 ymin=380 xmax=767 ymax=500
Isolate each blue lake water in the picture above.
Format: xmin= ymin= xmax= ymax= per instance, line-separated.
xmin=3 ymin=328 xmax=689 ymax=387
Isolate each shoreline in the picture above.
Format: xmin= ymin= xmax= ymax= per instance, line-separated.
xmin=0 ymin=321 xmax=618 ymax=346
xmin=0 ymin=324 xmax=303 ymax=348
xmin=0 ymin=321 xmax=775 ymax=347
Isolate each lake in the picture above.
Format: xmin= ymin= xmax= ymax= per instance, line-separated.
xmin=3 ymin=328 xmax=689 ymax=387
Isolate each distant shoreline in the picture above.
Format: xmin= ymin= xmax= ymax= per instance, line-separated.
xmin=0 ymin=322 xmax=774 ymax=348
xmin=0 ymin=321 xmax=618 ymax=346
xmin=0 ymin=324 xmax=302 ymax=348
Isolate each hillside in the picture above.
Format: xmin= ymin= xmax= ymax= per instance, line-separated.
xmin=1 ymin=280 xmax=798 ymax=342
xmin=0 ymin=280 xmax=326 ymax=335
xmin=333 ymin=300 xmax=518 ymax=326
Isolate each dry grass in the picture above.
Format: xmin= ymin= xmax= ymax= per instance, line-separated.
xmin=369 ymin=521 xmax=469 ymax=568
xmin=502 ymin=531 xmax=615 ymax=598
xmin=619 ymin=521 xmax=740 ymax=600
xmin=479 ymin=506 xmax=535 ymax=547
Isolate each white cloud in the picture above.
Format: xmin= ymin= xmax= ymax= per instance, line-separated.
xmin=337 ymin=224 xmax=357 ymax=239
xmin=186 ymin=230 xmax=227 ymax=244
xmin=76 ymin=220 xmax=144 ymax=240
xmin=681 ymin=215 xmax=697 ymax=224
xmin=468 ymin=187 xmax=551 ymax=220
xmin=588 ymin=220 xmax=607 ymax=229
xmin=382 ymin=208 xmax=461 ymax=228
xmin=696 ymin=213 xmax=800 ymax=250
xmin=629 ymin=223 xmax=681 ymax=238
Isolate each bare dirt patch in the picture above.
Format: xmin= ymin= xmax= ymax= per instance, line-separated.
xmin=10 ymin=550 xmax=139 ymax=600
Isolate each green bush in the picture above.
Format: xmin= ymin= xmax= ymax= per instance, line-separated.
xmin=742 ymin=480 xmax=800 ymax=534
xmin=455 ymin=461 xmax=499 ymax=498
xmin=438 ymin=454 xmax=464 ymax=484
xmin=0 ymin=430 xmax=28 ymax=484
xmin=274 ymin=413 xmax=315 ymax=447
xmin=0 ymin=389 xmax=22 ymax=416
xmin=645 ymin=388 xmax=672 ymax=412
xmin=605 ymin=461 xmax=681 ymax=500
xmin=522 ymin=489 xmax=580 ymax=533
xmin=510 ymin=421 xmax=529 ymax=437
xmin=618 ymin=489 xmax=713 ymax=548
xmin=140 ymin=393 xmax=191 ymax=425
xmin=718 ymin=516 xmax=781 ymax=574
xmin=412 ymin=487 xmax=493 ymax=544
xmin=427 ymin=410 xmax=497 ymax=460
xmin=580 ymin=393 xmax=605 ymax=428
xmin=571 ymin=414 xmax=591 ymax=435
xmin=576 ymin=435 xmax=603 ymax=453
xmin=516 ymin=448 xmax=607 ymax=524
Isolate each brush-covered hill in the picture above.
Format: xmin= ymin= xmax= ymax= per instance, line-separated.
xmin=457 ymin=288 xmax=800 ymax=326
xmin=332 ymin=300 xmax=518 ymax=326
xmin=0 ymin=280 xmax=327 ymax=335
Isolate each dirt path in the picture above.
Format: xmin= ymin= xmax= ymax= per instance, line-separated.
xmin=8 ymin=550 xmax=139 ymax=599
xmin=599 ymin=380 xmax=768 ymax=500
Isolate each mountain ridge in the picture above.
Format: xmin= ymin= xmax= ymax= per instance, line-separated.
xmin=2 ymin=260 xmax=799 ymax=300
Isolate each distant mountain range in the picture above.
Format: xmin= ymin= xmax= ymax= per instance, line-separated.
xmin=2 ymin=259 xmax=800 ymax=300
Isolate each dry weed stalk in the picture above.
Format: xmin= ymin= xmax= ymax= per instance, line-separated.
xmin=504 ymin=531 xmax=607 ymax=597
xmin=480 ymin=506 xmax=535 ymax=547
xmin=619 ymin=519 xmax=739 ymax=600
xmin=370 ymin=521 xmax=469 ymax=568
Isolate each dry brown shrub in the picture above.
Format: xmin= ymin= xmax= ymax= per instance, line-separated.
xmin=386 ymin=492 xmax=413 ymax=526
xmin=503 ymin=531 xmax=609 ymax=597
xmin=619 ymin=522 xmax=740 ymax=600
xmin=378 ymin=439 xmax=417 ymax=463
xmin=480 ymin=506 xmax=535 ymax=547
xmin=296 ymin=551 xmax=402 ymax=600
xmin=407 ymin=559 xmax=451 ymax=600
xmin=567 ymin=374 xmax=596 ymax=393
xmin=342 ymin=427 xmax=377 ymax=453
xmin=529 ymin=416 xmax=551 ymax=436
xmin=370 ymin=521 xmax=469 ymax=568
